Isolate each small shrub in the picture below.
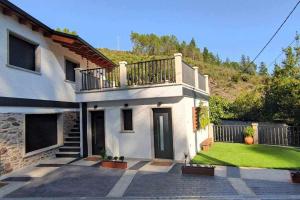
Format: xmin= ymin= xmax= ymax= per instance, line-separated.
xmin=100 ymin=149 xmax=107 ymax=160
xmin=243 ymin=126 xmax=254 ymax=137
xmin=119 ymin=156 xmax=125 ymax=162
xmin=231 ymin=74 xmax=239 ymax=83
xmin=241 ymin=74 xmax=249 ymax=82
xmin=107 ymin=156 xmax=113 ymax=160
xmin=113 ymin=156 xmax=118 ymax=161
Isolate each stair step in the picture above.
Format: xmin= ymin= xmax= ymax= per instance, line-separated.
xmin=65 ymin=137 xmax=80 ymax=142
xmin=71 ymin=128 xmax=80 ymax=132
xmin=59 ymin=146 xmax=80 ymax=152
xmin=56 ymin=152 xmax=80 ymax=158
xmin=69 ymin=133 xmax=80 ymax=137
xmin=64 ymin=141 xmax=80 ymax=147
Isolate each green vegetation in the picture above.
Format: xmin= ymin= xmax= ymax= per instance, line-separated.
xmin=198 ymin=103 xmax=210 ymax=129
xmin=209 ymin=41 xmax=300 ymax=125
xmin=243 ymin=126 xmax=255 ymax=137
xmin=192 ymin=142 xmax=300 ymax=169
xmin=56 ymin=28 xmax=77 ymax=35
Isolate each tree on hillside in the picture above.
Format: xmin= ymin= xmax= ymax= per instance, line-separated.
xmin=240 ymin=55 xmax=257 ymax=75
xmin=258 ymin=62 xmax=268 ymax=76
xmin=203 ymin=47 xmax=209 ymax=63
xmin=263 ymin=46 xmax=300 ymax=125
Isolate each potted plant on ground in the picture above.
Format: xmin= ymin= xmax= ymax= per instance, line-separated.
xmin=291 ymin=171 xmax=300 ymax=183
xmin=181 ymin=153 xmax=215 ymax=176
xmin=243 ymin=126 xmax=254 ymax=145
xmin=101 ymin=155 xmax=127 ymax=169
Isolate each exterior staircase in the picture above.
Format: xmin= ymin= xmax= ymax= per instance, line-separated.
xmin=56 ymin=118 xmax=81 ymax=158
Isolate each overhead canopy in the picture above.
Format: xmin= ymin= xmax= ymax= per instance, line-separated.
xmin=0 ymin=0 xmax=115 ymax=68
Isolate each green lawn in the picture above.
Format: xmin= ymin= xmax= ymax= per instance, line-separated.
xmin=192 ymin=142 xmax=300 ymax=169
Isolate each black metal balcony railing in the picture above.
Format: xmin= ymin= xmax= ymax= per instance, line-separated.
xmin=126 ymin=58 xmax=175 ymax=86
xmin=81 ymin=67 xmax=120 ymax=90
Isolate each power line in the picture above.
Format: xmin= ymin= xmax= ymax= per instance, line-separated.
xmin=268 ymin=36 xmax=297 ymax=66
xmin=243 ymin=0 xmax=300 ymax=72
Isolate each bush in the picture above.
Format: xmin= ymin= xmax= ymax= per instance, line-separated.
xmin=107 ymin=156 xmax=113 ymax=160
xmin=231 ymin=74 xmax=239 ymax=83
xmin=243 ymin=126 xmax=254 ymax=137
xmin=241 ymin=74 xmax=250 ymax=82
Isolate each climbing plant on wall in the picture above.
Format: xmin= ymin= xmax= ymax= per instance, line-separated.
xmin=198 ymin=102 xmax=210 ymax=129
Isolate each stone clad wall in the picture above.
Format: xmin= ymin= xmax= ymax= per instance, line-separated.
xmin=63 ymin=112 xmax=78 ymax=137
xmin=0 ymin=113 xmax=58 ymax=175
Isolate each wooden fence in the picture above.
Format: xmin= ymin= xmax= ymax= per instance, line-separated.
xmin=258 ymin=126 xmax=300 ymax=147
xmin=213 ymin=124 xmax=300 ymax=147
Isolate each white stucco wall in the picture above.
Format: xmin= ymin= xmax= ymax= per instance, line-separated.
xmin=86 ymin=96 xmax=209 ymax=161
xmin=0 ymin=13 xmax=97 ymax=102
xmin=182 ymin=97 xmax=209 ymax=159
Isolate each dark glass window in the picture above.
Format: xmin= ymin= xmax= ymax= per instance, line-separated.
xmin=65 ymin=59 xmax=79 ymax=82
xmin=122 ymin=109 xmax=133 ymax=131
xmin=9 ymin=34 xmax=37 ymax=71
xmin=25 ymin=114 xmax=58 ymax=153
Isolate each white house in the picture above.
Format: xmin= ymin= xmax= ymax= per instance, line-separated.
xmin=0 ymin=0 xmax=210 ymax=174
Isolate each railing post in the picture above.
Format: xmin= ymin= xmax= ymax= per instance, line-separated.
xmin=119 ymin=61 xmax=127 ymax=88
xmin=204 ymin=75 xmax=210 ymax=94
xmin=75 ymin=68 xmax=83 ymax=91
xmin=252 ymin=123 xmax=259 ymax=144
xmin=174 ymin=53 xmax=182 ymax=84
xmin=193 ymin=66 xmax=199 ymax=89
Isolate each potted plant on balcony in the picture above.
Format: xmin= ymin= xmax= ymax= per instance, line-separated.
xmin=291 ymin=170 xmax=300 ymax=183
xmin=243 ymin=126 xmax=254 ymax=145
xmin=101 ymin=155 xmax=127 ymax=169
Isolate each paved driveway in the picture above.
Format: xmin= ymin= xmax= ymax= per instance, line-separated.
xmin=0 ymin=158 xmax=300 ymax=199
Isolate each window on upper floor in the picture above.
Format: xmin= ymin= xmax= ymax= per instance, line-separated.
xmin=65 ymin=59 xmax=79 ymax=82
xmin=8 ymin=33 xmax=38 ymax=72
xmin=121 ymin=109 xmax=133 ymax=131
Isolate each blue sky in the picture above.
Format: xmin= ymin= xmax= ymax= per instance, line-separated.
xmin=9 ymin=0 xmax=300 ymax=71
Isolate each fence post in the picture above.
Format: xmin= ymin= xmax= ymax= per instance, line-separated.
xmin=119 ymin=61 xmax=127 ymax=88
xmin=75 ymin=68 xmax=83 ymax=91
xmin=174 ymin=53 xmax=183 ymax=84
xmin=193 ymin=66 xmax=199 ymax=89
xmin=208 ymin=123 xmax=214 ymax=142
xmin=252 ymin=123 xmax=259 ymax=144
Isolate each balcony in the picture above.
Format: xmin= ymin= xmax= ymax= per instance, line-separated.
xmin=75 ymin=53 xmax=209 ymax=102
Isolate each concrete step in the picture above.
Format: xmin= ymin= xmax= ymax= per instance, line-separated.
xmin=64 ymin=141 xmax=80 ymax=147
xmin=65 ymin=137 xmax=80 ymax=142
xmin=69 ymin=132 xmax=80 ymax=137
xmin=59 ymin=146 xmax=80 ymax=152
xmin=56 ymin=152 xmax=80 ymax=158
xmin=71 ymin=128 xmax=80 ymax=132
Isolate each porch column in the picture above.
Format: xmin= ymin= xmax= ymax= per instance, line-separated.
xmin=204 ymin=75 xmax=210 ymax=94
xmin=75 ymin=68 xmax=83 ymax=91
xmin=193 ymin=66 xmax=199 ymax=89
xmin=119 ymin=61 xmax=127 ymax=88
xmin=80 ymin=102 xmax=88 ymax=157
xmin=174 ymin=53 xmax=183 ymax=84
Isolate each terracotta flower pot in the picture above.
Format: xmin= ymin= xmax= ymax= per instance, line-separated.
xmin=244 ymin=136 xmax=254 ymax=145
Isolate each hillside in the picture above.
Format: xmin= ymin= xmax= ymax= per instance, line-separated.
xmin=99 ymin=48 xmax=265 ymax=101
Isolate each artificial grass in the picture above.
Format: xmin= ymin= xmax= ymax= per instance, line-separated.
xmin=192 ymin=142 xmax=300 ymax=169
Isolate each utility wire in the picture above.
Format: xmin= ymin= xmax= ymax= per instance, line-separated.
xmin=243 ymin=0 xmax=300 ymax=72
xmin=268 ymin=36 xmax=297 ymax=66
